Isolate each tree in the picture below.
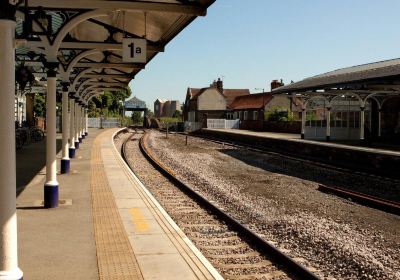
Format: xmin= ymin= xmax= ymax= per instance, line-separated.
xmin=33 ymin=92 xmax=46 ymax=117
xmin=146 ymin=109 xmax=154 ymax=118
xmin=265 ymin=107 xmax=294 ymax=122
xmin=172 ymin=110 xmax=182 ymax=120
xmin=89 ymin=88 xmax=131 ymax=117
xmin=131 ymin=111 xmax=143 ymax=124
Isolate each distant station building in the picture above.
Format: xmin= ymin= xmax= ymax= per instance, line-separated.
xmin=229 ymin=95 xmax=301 ymax=131
xmin=184 ymin=78 xmax=250 ymax=123
xmin=272 ymin=58 xmax=400 ymax=143
xmin=154 ymin=99 xmax=181 ymax=118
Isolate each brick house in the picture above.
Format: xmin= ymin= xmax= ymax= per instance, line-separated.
xmin=229 ymin=92 xmax=302 ymax=130
xmin=183 ymin=79 xmax=249 ymax=123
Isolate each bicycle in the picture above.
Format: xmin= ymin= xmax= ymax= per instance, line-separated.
xmin=29 ymin=127 xmax=45 ymax=142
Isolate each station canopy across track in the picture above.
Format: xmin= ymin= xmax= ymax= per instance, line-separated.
xmin=15 ymin=0 xmax=215 ymax=101
xmin=272 ymin=59 xmax=400 ymax=141
xmin=0 ymin=1 xmax=215 ymax=279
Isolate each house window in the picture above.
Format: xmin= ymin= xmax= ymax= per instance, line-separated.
xmin=155 ymin=105 xmax=159 ymax=110
xmin=244 ymin=111 xmax=248 ymax=120
xmin=239 ymin=111 xmax=243 ymax=120
xmin=253 ymin=111 xmax=258 ymax=120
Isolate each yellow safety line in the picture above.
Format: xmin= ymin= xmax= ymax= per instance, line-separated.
xmin=129 ymin=208 xmax=150 ymax=233
xmin=91 ymin=131 xmax=143 ymax=280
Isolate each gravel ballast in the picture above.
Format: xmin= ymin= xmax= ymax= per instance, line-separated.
xmin=143 ymin=130 xmax=400 ymax=280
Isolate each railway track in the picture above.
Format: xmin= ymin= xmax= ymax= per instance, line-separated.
xmin=182 ymin=132 xmax=400 ymax=186
xmin=318 ymin=184 xmax=400 ymax=216
xmin=121 ymin=128 xmax=321 ymax=280
xmin=175 ymin=132 xmax=400 ymax=213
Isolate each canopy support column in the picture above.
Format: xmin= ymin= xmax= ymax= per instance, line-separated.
xmin=75 ymin=102 xmax=80 ymax=149
xmin=378 ymin=109 xmax=382 ymax=138
xmin=0 ymin=18 xmax=23 ymax=280
xmin=301 ymin=108 xmax=306 ymax=139
xmin=61 ymin=83 xmax=70 ymax=174
xmin=78 ymin=103 xmax=82 ymax=143
xmin=44 ymin=62 xmax=59 ymax=208
xmin=360 ymin=106 xmax=365 ymax=142
xmin=85 ymin=107 xmax=88 ymax=136
xmin=81 ymin=106 xmax=85 ymax=140
xmin=69 ymin=97 xmax=76 ymax=158
xmin=326 ymin=107 xmax=331 ymax=141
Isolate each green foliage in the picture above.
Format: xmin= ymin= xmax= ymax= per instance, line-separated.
xmin=89 ymin=88 xmax=131 ymax=117
xmin=160 ymin=117 xmax=180 ymax=124
xmin=131 ymin=111 xmax=144 ymax=124
xmin=172 ymin=110 xmax=182 ymax=120
xmin=306 ymin=111 xmax=317 ymax=121
xmin=265 ymin=107 xmax=295 ymax=122
xmin=146 ymin=109 xmax=154 ymax=118
xmin=34 ymin=92 xmax=46 ymax=117
xmin=120 ymin=116 xmax=133 ymax=127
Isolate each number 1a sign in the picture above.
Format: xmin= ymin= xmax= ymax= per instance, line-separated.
xmin=122 ymin=38 xmax=147 ymax=63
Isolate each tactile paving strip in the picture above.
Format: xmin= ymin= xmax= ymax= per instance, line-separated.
xmin=91 ymin=133 xmax=144 ymax=280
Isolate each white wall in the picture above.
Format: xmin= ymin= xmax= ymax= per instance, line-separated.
xmin=198 ymin=88 xmax=226 ymax=110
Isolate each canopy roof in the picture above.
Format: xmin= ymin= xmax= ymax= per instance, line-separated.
xmin=272 ymin=58 xmax=400 ymax=94
xmin=229 ymin=93 xmax=273 ymax=110
xmin=15 ymin=0 xmax=215 ymax=103
xmin=124 ymin=95 xmax=147 ymax=109
xmin=272 ymin=58 xmax=400 ymax=108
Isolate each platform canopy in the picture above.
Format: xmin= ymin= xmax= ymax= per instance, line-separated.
xmin=15 ymin=0 xmax=215 ymax=102
xmin=272 ymin=58 xmax=400 ymax=108
xmin=124 ymin=96 xmax=147 ymax=110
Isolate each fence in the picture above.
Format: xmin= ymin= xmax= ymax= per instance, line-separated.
xmin=88 ymin=118 xmax=120 ymax=128
xmin=207 ymin=119 xmax=239 ymax=129
xmin=184 ymin=121 xmax=202 ymax=132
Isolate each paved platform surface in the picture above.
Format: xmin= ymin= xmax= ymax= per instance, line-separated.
xmin=204 ymin=128 xmax=400 ymax=156
xmin=16 ymin=128 xmax=221 ymax=280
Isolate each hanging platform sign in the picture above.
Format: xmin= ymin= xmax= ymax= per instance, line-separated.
xmin=122 ymin=38 xmax=147 ymax=63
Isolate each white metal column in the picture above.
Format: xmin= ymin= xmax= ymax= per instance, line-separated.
xmin=78 ymin=104 xmax=82 ymax=142
xmin=61 ymin=83 xmax=70 ymax=173
xmin=360 ymin=106 xmax=365 ymax=141
xmin=69 ymin=98 xmax=76 ymax=157
xmin=44 ymin=62 xmax=59 ymax=208
xmin=75 ymin=102 xmax=80 ymax=148
xmin=80 ymin=106 xmax=84 ymax=139
xmin=326 ymin=107 xmax=331 ymax=141
xmin=0 ymin=18 xmax=23 ymax=280
xmin=84 ymin=107 xmax=88 ymax=136
xmin=378 ymin=109 xmax=382 ymax=138
xmin=301 ymin=108 xmax=306 ymax=139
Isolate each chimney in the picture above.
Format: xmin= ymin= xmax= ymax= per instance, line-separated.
xmin=216 ymin=78 xmax=223 ymax=93
xmin=271 ymin=79 xmax=284 ymax=90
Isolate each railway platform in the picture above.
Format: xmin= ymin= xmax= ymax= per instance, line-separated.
xmin=200 ymin=128 xmax=400 ymax=179
xmin=16 ymin=128 xmax=221 ymax=280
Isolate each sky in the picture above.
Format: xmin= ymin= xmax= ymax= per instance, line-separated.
xmin=129 ymin=0 xmax=400 ymax=108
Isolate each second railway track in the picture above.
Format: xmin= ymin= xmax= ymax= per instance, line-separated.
xmin=120 ymin=128 xmax=321 ymax=280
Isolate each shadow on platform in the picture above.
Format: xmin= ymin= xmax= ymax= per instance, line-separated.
xmin=16 ymin=139 xmax=62 ymax=196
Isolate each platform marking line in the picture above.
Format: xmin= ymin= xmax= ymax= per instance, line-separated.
xmin=129 ymin=208 xmax=150 ymax=233
xmin=91 ymin=131 xmax=144 ymax=280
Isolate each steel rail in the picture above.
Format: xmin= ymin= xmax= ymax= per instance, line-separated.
xmin=318 ymin=184 xmax=400 ymax=216
xmin=178 ymin=132 xmax=400 ymax=185
xmin=124 ymin=130 xmax=321 ymax=280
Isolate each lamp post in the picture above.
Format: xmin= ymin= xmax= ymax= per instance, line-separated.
xmin=100 ymin=108 xmax=104 ymax=129
xmin=119 ymin=100 xmax=124 ymax=127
